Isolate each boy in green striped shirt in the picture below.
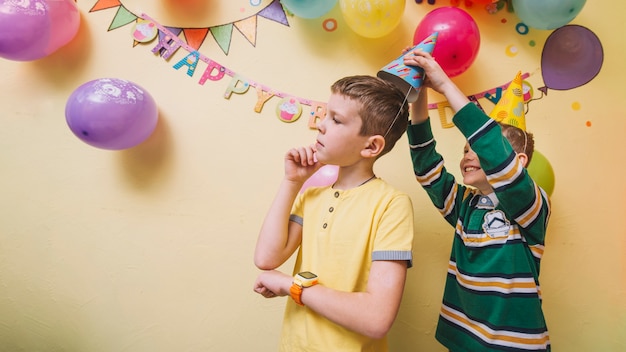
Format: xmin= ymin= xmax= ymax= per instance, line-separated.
xmin=403 ymin=49 xmax=551 ymax=351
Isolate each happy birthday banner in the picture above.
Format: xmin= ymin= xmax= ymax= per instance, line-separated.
xmin=140 ymin=13 xmax=329 ymax=128
xmin=91 ymin=2 xmax=531 ymax=130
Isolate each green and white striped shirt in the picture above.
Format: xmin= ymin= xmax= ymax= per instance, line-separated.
xmin=407 ymin=103 xmax=551 ymax=352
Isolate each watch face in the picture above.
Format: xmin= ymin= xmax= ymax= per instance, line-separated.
xmin=299 ymin=271 xmax=317 ymax=279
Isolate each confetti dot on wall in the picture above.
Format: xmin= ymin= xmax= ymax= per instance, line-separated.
xmin=505 ymin=44 xmax=518 ymax=57
xmin=529 ymin=40 xmax=536 ymax=47
xmin=572 ymin=102 xmax=581 ymax=110
xmin=516 ymin=23 xmax=529 ymax=35
xmin=586 ymin=121 xmax=592 ymax=127
xmin=323 ymin=18 xmax=337 ymax=32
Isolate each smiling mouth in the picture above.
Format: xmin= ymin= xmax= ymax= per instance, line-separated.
xmin=464 ymin=166 xmax=480 ymax=172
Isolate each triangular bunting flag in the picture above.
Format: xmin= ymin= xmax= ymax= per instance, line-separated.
xmin=258 ymin=0 xmax=289 ymax=27
xmin=183 ymin=28 xmax=210 ymax=51
xmin=108 ymin=6 xmax=137 ymax=31
xmin=92 ymin=1 xmax=288 ymax=55
xmin=234 ymin=16 xmax=258 ymax=46
xmin=90 ymin=0 xmax=121 ymax=12
xmin=164 ymin=27 xmax=183 ymax=38
xmin=210 ymin=24 xmax=234 ymax=55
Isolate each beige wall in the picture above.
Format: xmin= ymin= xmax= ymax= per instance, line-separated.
xmin=1 ymin=1 xmax=624 ymax=351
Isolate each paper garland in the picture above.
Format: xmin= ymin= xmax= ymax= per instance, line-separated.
xmin=89 ymin=0 xmax=290 ymax=54
xmin=90 ymin=4 xmax=533 ymax=130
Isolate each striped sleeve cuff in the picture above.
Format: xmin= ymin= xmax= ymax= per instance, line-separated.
xmin=372 ymin=250 xmax=413 ymax=268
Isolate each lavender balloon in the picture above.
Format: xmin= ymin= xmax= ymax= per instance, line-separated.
xmin=0 ymin=0 xmax=51 ymax=61
xmin=541 ymin=25 xmax=603 ymax=91
xmin=0 ymin=0 xmax=79 ymax=61
xmin=66 ymin=78 xmax=158 ymax=150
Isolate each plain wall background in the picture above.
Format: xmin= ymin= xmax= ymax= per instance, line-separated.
xmin=1 ymin=0 xmax=624 ymax=351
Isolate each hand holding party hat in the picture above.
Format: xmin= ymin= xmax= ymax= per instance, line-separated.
xmin=489 ymin=71 xmax=526 ymax=131
xmin=377 ymin=32 xmax=438 ymax=103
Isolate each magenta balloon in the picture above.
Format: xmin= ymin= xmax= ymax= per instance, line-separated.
xmin=45 ymin=0 xmax=80 ymax=55
xmin=0 ymin=0 xmax=52 ymax=61
xmin=413 ymin=7 xmax=480 ymax=77
xmin=66 ymin=78 xmax=159 ymax=150
xmin=541 ymin=25 xmax=603 ymax=91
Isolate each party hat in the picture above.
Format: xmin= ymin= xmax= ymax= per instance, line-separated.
xmin=489 ymin=71 xmax=526 ymax=130
xmin=377 ymin=32 xmax=438 ymax=103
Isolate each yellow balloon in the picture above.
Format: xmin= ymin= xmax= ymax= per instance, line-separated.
xmin=339 ymin=0 xmax=405 ymax=38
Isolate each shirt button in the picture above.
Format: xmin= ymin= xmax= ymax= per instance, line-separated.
xmin=322 ymin=223 xmax=327 ymax=229
xmin=329 ymin=207 xmax=334 ymax=213
xmin=334 ymin=192 xmax=340 ymax=198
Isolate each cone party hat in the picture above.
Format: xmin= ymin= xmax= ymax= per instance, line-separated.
xmin=489 ymin=71 xmax=526 ymax=130
xmin=377 ymin=32 xmax=438 ymax=103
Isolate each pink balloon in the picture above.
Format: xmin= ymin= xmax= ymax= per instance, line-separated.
xmin=45 ymin=0 xmax=80 ymax=56
xmin=413 ymin=7 xmax=480 ymax=77
xmin=65 ymin=78 xmax=159 ymax=150
xmin=0 ymin=0 xmax=79 ymax=61
xmin=300 ymin=165 xmax=339 ymax=193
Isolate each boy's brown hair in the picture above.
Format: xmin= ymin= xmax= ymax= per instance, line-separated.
xmin=331 ymin=75 xmax=409 ymax=157
xmin=500 ymin=123 xmax=535 ymax=165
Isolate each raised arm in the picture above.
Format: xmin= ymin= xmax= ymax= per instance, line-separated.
xmin=410 ymin=84 xmax=430 ymax=125
xmin=253 ymin=145 xmax=323 ymax=270
xmin=404 ymin=49 xmax=470 ymax=114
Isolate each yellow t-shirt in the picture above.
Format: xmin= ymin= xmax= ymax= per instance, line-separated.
xmin=280 ymin=178 xmax=414 ymax=352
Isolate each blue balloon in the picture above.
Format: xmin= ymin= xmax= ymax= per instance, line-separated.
xmin=512 ymin=0 xmax=586 ymax=30
xmin=281 ymin=0 xmax=337 ymax=19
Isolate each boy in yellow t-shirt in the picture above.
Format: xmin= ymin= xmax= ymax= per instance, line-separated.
xmin=253 ymin=75 xmax=415 ymax=351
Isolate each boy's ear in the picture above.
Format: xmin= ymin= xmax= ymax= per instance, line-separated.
xmin=361 ymin=135 xmax=386 ymax=159
xmin=517 ymin=152 xmax=529 ymax=168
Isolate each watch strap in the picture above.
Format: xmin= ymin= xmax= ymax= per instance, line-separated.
xmin=289 ymin=282 xmax=304 ymax=306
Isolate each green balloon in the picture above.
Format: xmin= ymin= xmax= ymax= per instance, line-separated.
xmin=527 ymin=150 xmax=555 ymax=196
xmin=512 ymin=0 xmax=586 ymax=30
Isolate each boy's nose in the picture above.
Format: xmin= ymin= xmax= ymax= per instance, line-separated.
xmin=316 ymin=118 xmax=326 ymax=132
xmin=464 ymin=151 xmax=477 ymax=161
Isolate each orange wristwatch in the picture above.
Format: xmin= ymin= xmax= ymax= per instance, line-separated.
xmin=290 ymin=271 xmax=318 ymax=306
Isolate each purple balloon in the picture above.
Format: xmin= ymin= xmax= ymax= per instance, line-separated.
xmin=541 ymin=25 xmax=603 ymax=91
xmin=66 ymin=78 xmax=159 ymax=150
xmin=0 ymin=0 xmax=79 ymax=61
xmin=0 ymin=0 xmax=52 ymax=61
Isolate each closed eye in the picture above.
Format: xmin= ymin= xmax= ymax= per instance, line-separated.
xmin=325 ymin=111 xmax=342 ymax=124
